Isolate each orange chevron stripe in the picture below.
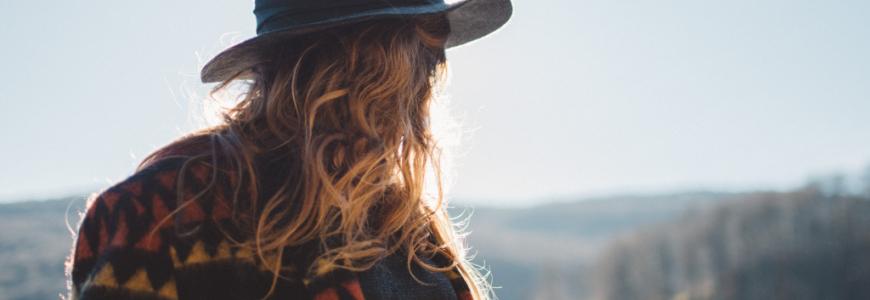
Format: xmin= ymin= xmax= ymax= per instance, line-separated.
xmin=134 ymin=224 xmax=162 ymax=252
xmin=102 ymin=192 xmax=120 ymax=213
xmin=157 ymin=170 xmax=177 ymax=190
xmin=152 ymin=194 xmax=174 ymax=229
xmin=182 ymin=199 xmax=205 ymax=223
xmin=121 ymin=180 xmax=142 ymax=197
xmin=212 ymin=192 xmax=232 ymax=220
xmin=132 ymin=197 xmax=147 ymax=216
xmin=75 ymin=231 xmax=94 ymax=260
xmin=110 ymin=214 xmax=129 ymax=248
xmin=341 ymin=280 xmax=364 ymax=300
xmin=98 ymin=219 xmax=109 ymax=254
xmin=314 ymin=287 xmax=339 ymax=300
xmin=457 ymin=291 xmax=474 ymax=300
xmin=190 ymin=164 xmax=210 ymax=183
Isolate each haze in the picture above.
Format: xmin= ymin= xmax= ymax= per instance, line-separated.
xmin=2 ymin=0 xmax=869 ymax=206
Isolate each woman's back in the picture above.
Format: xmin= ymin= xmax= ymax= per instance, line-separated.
xmin=68 ymin=1 xmax=512 ymax=299
xmin=68 ymin=146 xmax=471 ymax=300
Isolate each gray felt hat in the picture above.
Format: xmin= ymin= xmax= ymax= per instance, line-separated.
xmin=200 ymin=0 xmax=513 ymax=83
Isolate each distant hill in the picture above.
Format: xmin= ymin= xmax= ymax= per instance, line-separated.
xmin=591 ymin=188 xmax=870 ymax=300
xmin=453 ymin=192 xmax=737 ymax=300
xmin=0 ymin=197 xmax=87 ymax=300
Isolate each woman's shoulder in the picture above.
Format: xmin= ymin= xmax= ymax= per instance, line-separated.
xmin=76 ymin=153 xmax=225 ymax=249
xmin=85 ymin=143 xmax=245 ymax=229
xmin=69 ymin=141 xmax=279 ymax=299
xmin=76 ymin=137 xmax=246 ymax=252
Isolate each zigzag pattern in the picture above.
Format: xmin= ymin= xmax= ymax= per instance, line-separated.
xmin=70 ymin=155 xmax=473 ymax=300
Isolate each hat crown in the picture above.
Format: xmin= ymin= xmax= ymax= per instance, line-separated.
xmin=254 ymin=0 xmax=447 ymax=35
xmin=202 ymin=0 xmax=511 ymax=83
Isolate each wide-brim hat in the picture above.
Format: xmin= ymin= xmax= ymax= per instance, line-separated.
xmin=201 ymin=0 xmax=512 ymax=83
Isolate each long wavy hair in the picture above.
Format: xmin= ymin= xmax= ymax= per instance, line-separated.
xmin=141 ymin=15 xmax=488 ymax=299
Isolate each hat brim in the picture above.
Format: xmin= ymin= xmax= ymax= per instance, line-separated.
xmin=200 ymin=0 xmax=512 ymax=83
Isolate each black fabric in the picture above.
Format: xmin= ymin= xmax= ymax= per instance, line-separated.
xmin=357 ymin=253 xmax=458 ymax=300
xmin=174 ymin=261 xmax=309 ymax=300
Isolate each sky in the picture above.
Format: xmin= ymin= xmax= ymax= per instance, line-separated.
xmin=2 ymin=0 xmax=869 ymax=206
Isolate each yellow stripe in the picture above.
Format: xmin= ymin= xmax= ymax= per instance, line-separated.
xmin=185 ymin=241 xmax=211 ymax=265
xmin=214 ymin=240 xmax=232 ymax=260
xmin=157 ymin=278 xmax=179 ymax=300
xmin=169 ymin=246 xmax=183 ymax=268
xmin=444 ymin=270 xmax=461 ymax=280
xmin=234 ymin=246 xmax=256 ymax=262
xmin=122 ymin=269 xmax=153 ymax=292
xmin=91 ymin=264 xmax=119 ymax=287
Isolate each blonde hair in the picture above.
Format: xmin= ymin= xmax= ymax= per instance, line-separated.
xmin=142 ymin=15 xmax=489 ymax=299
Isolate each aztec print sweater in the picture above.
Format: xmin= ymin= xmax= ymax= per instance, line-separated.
xmin=68 ymin=153 xmax=473 ymax=300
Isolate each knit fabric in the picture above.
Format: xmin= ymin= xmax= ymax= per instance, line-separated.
xmin=357 ymin=253 xmax=459 ymax=300
xmin=68 ymin=155 xmax=473 ymax=300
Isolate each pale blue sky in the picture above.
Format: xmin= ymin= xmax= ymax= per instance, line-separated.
xmin=2 ymin=0 xmax=869 ymax=206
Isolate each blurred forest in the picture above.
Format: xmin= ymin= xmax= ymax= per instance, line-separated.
xmin=593 ymin=188 xmax=870 ymax=300
xmin=1 ymin=171 xmax=869 ymax=300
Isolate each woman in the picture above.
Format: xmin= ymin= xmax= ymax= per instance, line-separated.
xmin=67 ymin=0 xmax=511 ymax=299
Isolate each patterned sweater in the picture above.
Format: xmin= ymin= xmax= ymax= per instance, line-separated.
xmin=68 ymin=154 xmax=473 ymax=300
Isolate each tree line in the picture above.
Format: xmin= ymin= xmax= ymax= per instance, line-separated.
xmin=591 ymin=185 xmax=870 ymax=300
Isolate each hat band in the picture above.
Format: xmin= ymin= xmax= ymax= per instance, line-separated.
xmin=255 ymin=0 xmax=445 ymax=35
